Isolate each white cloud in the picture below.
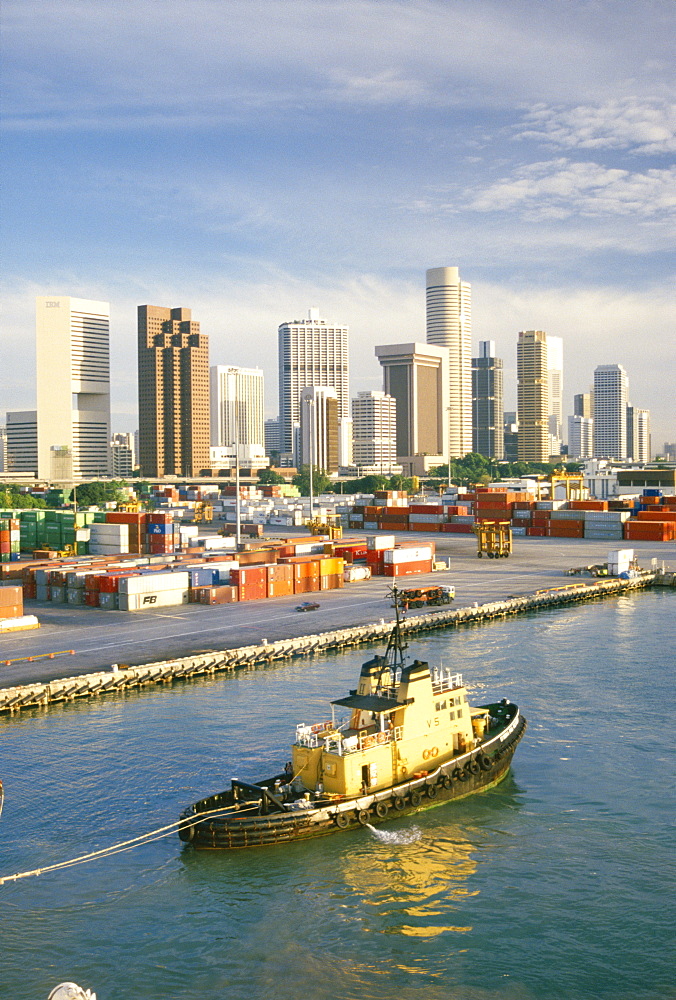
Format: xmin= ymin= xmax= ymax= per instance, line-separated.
xmin=516 ymin=98 xmax=676 ymax=154
xmin=3 ymin=0 xmax=674 ymax=128
xmin=468 ymin=159 xmax=676 ymax=220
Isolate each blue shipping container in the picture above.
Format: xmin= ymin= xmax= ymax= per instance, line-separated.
xmin=147 ymin=523 xmax=173 ymax=535
xmin=189 ymin=567 xmax=218 ymax=587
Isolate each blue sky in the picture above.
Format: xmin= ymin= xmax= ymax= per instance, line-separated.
xmin=1 ymin=0 xmax=674 ymax=447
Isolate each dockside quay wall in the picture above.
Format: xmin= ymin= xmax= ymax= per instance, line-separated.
xmin=0 ymin=573 xmax=666 ymax=715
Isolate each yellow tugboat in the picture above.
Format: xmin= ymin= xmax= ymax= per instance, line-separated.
xmin=179 ymin=589 xmax=526 ymax=849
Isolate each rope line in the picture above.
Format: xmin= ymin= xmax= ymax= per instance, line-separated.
xmin=0 ymin=804 xmax=243 ymax=887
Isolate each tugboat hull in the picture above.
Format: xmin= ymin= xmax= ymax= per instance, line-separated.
xmin=179 ymin=714 xmax=526 ymax=850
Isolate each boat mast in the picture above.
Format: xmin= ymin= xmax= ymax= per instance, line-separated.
xmin=379 ymin=585 xmax=408 ymax=683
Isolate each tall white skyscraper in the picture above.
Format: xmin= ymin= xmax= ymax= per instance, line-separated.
xmin=278 ymin=309 xmax=349 ymax=465
xmin=426 ymin=267 xmax=472 ymax=458
xmin=36 ymin=296 xmax=111 ymax=480
xmin=351 ymin=390 xmax=397 ymax=472
xmin=210 ymin=366 xmax=264 ymax=448
xmin=594 ymin=364 xmax=628 ymax=459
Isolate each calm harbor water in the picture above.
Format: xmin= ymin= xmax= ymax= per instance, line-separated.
xmin=1 ymin=590 xmax=674 ymax=1000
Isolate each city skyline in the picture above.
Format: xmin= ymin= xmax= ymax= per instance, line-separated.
xmin=1 ymin=1 xmax=674 ymax=446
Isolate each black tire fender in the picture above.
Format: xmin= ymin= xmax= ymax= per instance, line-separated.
xmin=358 ymin=809 xmax=371 ymax=825
xmin=468 ymin=760 xmax=481 ymax=776
xmin=392 ymin=795 xmax=406 ymax=811
xmin=426 ymin=783 xmax=438 ymax=799
xmin=478 ymin=754 xmax=492 ymax=771
xmin=441 ymin=774 xmax=453 ymax=789
xmin=410 ymin=790 xmax=422 ymax=807
xmin=375 ymin=801 xmax=389 ymax=818
xmin=335 ymin=811 xmax=350 ymax=829
xmin=453 ymin=767 xmax=467 ymax=782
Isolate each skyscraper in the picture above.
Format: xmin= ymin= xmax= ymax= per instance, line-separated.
xmin=300 ymin=386 xmax=339 ymax=474
xmin=593 ymin=364 xmax=628 ymax=459
xmin=375 ymin=342 xmax=448 ymax=472
xmin=574 ymin=391 xmax=593 ymax=419
xmin=110 ymin=432 xmax=136 ymax=477
xmin=36 ymin=296 xmax=111 ymax=480
xmin=517 ymin=330 xmax=550 ymax=462
xmin=472 ymin=341 xmax=504 ymax=459
xmin=278 ymin=309 xmax=349 ymax=465
xmin=567 ymin=415 xmax=594 ymax=460
xmin=5 ymin=411 xmax=38 ymax=475
xmin=351 ymin=390 xmax=397 ymax=472
xmin=210 ymin=366 xmax=264 ymax=449
xmin=137 ymin=305 xmax=210 ymax=478
xmin=547 ymin=335 xmax=563 ymax=454
xmin=627 ymin=405 xmax=651 ymax=462
xmin=426 ymin=267 xmax=472 ymax=458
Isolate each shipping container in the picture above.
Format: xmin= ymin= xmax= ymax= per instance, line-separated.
xmin=118 ymin=589 xmax=189 ymax=611
xmin=383 ymin=560 xmax=434 ymax=577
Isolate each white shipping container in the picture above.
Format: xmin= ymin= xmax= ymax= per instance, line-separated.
xmin=118 ymin=571 xmax=190 ymax=595
xmin=201 ymin=537 xmax=237 ymax=551
xmin=89 ymin=544 xmax=130 ymax=554
xmin=384 ymin=546 xmax=434 ymax=564
xmin=92 ymin=524 xmax=129 ymax=539
xmin=343 ymin=565 xmax=372 ymax=582
xmin=608 ymin=548 xmax=633 ymax=563
xmin=118 ymin=589 xmax=190 ymax=611
xmin=367 ymin=535 xmax=396 ymax=551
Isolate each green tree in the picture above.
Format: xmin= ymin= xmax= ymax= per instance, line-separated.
xmin=337 ymin=474 xmax=390 ymax=494
xmin=73 ymin=480 xmax=128 ymax=506
xmin=0 ymin=486 xmax=47 ymax=509
xmin=292 ymin=465 xmax=332 ymax=496
xmin=257 ymin=468 xmax=286 ymax=485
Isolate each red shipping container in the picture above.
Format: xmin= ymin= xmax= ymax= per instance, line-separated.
xmin=527 ymin=527 xmax=546 ymax=536
xmin=198 ymin=585 xmax=238 ymax=604
xmin=636 ymin=510 xmax=676 ymax=522
xmin=441 ymin=523 xmax=473 ymax=533
xmin=548 ymin=521 xmax=584 ymax=537
xmin=383 ymin=560 xmax=433 ymax=577
xmin=237 ymin=582 xmax=267 ymax=601
xmin=231 ymin=566 xmax=268 ymax=587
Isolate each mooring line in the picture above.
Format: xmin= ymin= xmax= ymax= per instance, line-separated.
xmin=0 ymin=805 xmax=232 ymax=886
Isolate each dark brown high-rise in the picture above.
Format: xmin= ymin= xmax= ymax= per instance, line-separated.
xmin=137 ymin=305 xmax=210 ymax=477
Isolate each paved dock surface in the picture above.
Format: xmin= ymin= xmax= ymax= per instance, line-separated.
xmin=1 ymin=535 xmax=672 ymax=689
